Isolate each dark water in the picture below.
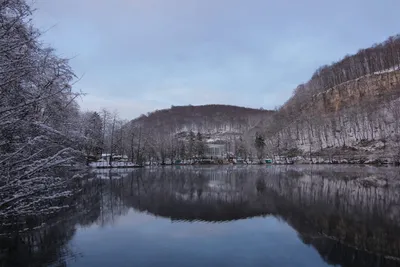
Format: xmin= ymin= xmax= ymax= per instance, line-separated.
xmin=1 ymin=165 xmax=400 ymax=267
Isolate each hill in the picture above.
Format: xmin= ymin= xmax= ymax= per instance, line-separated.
xmin=131 ymin=104 xmax=273 ymax=141
xmin=106 ymin=36 xmax=400 ymax=164
xmin=101 ymin=105 xmax=273 ymax=163
xmin=259 ymin=35 xmax=400 ymax=164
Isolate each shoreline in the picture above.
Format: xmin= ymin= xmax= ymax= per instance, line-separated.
xmin=87 ymin=161 xmax=400 ymax=169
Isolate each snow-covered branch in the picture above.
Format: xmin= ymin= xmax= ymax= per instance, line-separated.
xmin=0 ymin=0 xmax=90 ymax=218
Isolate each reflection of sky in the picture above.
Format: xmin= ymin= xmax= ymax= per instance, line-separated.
xmin=70 ymin=209 xmax=331 ymax=267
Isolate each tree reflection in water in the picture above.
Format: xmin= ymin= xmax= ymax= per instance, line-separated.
xmin=1 ymin=165 xmax=400 ymax=267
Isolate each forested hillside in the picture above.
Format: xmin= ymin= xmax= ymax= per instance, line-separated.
xmin=113 ymin=36 xmax=400 ymax=164
xmin=260 ymin=36 xmax=400 ymax=163
xmin=98 ymin=105 xmax=273 ymax=164
xmin=103 ymin=36 xmax=400 ymax=164
xmin=133 ymin=104 xmax=272 ymax=134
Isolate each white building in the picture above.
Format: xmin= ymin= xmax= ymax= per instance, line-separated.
xmin=100 ymin=154 xmax=128 ymax=162
xmin=205 ymin=144 xmax=226 ymax=158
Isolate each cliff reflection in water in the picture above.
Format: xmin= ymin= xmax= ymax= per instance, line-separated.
xmin=1 ymin=165 xmax=400 ymax=267
xmin=103 ymin=166 xmax=400 ymax=266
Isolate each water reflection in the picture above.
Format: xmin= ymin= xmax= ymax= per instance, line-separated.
xmin=1 ymin=165 xmax=400 ymax=267
xmin=0 ymin=174 xmax=102 ymax=267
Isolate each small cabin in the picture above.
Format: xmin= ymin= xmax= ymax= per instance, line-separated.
xmin=100 ymin=154 xmax=128 ymax=162
xmin=205 ymin=144 xmax=226 ymax=159
xmin=101 ymin=153 xmax=111 ymax=162
xmin=113 ymin=155 xmax=128 ymax=162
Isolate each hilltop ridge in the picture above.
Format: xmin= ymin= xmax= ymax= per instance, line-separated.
xmin=129 ymin=104 xmax=273 ymax=139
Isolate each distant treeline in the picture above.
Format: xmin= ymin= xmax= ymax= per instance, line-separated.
xmin=132 ymin=104 xmax=273 ymax=133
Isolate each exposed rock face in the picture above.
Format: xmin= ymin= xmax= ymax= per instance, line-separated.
xmin=265 ymin=71 xmax=400 ymax=164
xmin=311 ymin=71 xmax=400 ymax=113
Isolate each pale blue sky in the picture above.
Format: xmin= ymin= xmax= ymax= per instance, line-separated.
xmin=33 ymin=0 xmax=400 ymax=119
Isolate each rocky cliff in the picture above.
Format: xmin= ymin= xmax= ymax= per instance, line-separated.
xmin=262 ymin=65 xmax=400 ymax=164
xmin=308 ymin=71 xmax=400 ymax=114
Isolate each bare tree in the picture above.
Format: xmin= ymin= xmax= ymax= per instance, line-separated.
xmin=0 ymin=0 xmax=86 ymax=216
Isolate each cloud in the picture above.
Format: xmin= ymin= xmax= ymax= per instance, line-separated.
xmin=33 ymin=0 xmax=400 ymax=120
xmin=78 ymin=94 xmax=170 ymax=120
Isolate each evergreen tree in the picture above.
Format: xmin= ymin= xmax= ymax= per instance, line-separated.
xmin=255 ymin=132 xmax=266 ymax=162
xmin=178 ymin=141 xmax=186 ymax=160
xmin=188 ymin=130 xmax=196 ymax=158
xmin=196 ymin=132 xmax=206 ymax=158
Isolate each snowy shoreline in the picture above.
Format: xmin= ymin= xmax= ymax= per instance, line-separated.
xmin=88 ymin=161 xmax=144 ymax=169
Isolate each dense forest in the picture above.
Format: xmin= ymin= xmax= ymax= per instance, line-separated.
xmin=97 ymin=105 xmax=273 ymax=165
xmin=134 ymin=104 xmax=272 ymax=133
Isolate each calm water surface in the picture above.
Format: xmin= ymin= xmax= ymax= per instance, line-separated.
xmin=1 ymin=165 xmax=400 ymax=267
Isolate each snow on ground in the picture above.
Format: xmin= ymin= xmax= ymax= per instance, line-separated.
xmin=89 ymin=168 xmax=140 ymax=180
xmin=374 ymin=66 xmax=400 ymax=75
xmin=89 ymin=161 xmax=141 ymax=168
xmin=91 ymin=168 xmax=140 ymax=174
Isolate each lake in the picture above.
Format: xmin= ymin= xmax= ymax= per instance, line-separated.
xmin=1 ymin=165 xmax=400 ymax=267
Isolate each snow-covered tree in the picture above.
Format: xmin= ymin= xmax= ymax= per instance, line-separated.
xmin=0 ymin=0 xmax=85 ymax=217
xmin=235 ymin=137 xmax=247 ymax=159
xmin=188 ymin=130 xmax=196 ymax=158
xmin=178 ymin=140 xmax=187 ymax=160
xmin=81 ymin=111 xmax=103 ymax=161
xmin=195 ymin=132 xmax=206 ymax=158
